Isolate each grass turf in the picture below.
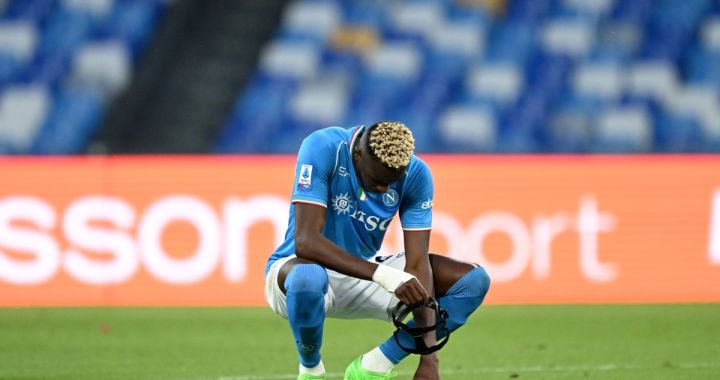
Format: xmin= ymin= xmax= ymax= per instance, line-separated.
xmin=0 ymin=304 xmax=718 ymax=379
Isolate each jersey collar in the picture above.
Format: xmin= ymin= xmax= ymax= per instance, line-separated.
xmin=349 ymin=125 xmax=365 ymax=153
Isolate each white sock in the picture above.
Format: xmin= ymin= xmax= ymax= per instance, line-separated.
xmin=361 ymin=347 xmax=394 ymax=373
xmin=299 ymin=361 xmax=325 ymax=376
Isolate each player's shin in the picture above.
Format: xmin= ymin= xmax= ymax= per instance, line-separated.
xmin=378 ymin=266 xmax=491 ymax=363
xmin=285 ymin=264 xmax=329 ymax=370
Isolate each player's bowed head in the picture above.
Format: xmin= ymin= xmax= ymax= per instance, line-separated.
xmin=352 ymin=121 xmax=414 ymax=195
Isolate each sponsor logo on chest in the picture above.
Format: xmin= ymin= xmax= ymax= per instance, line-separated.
xmin=332 ymin=191 xmax=393 ymax=231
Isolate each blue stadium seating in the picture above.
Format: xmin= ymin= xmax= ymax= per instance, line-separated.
xmin=30 ymin=84 xmax=104 ymax=154
xmin=216 ymin=0 xmax=720 ymax=154
xmin=5 ymin=0 xmax=720 ymax=154
xmin=0 ymin=0 xmax=167 ymax=154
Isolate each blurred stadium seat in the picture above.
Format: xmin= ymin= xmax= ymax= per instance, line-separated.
xmin=0 ymin=84 xmax=49 ymax=152
xmin=0 ymin=0 xmax=167 ymax=154
xmin=593 ymin=106 xmax=653 ymax=152
xmin=438 ymin=105 xmax=497 ymax=151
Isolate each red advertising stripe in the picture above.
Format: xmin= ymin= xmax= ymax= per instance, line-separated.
xmin=0 ymin=155 xmax=718 ymax=306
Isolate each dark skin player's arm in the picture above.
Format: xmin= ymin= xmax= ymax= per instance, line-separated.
xmin=294 ymin=201 xmax=377 ymax=279
xmin=403 ymin=229 xmax=441 ymax=380
xmin=403 ymin=229 xmax=434 ymax=303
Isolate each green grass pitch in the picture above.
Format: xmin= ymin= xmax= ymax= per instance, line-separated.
xmin=1 ymin=304 xmax=718 ymax=379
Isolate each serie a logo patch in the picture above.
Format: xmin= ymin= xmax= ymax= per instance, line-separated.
xmin=298 ymin=164 xmax=313 ymax=189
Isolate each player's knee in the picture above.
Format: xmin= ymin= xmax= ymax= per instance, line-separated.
xmin=284 ymin=264 xmax=328 ymax=295
xmin=464 ymin=266 xmax=491 ymax=302
xmin=476 ymin=266 xmax=491 ymax=299
xmin=285 ymin=264 xmax=327 ymax=325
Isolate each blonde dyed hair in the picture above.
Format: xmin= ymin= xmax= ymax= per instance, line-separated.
xmin=368 ymin=121 xmax=415 ymax=169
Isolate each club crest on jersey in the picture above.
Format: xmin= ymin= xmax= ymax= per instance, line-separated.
xmin=332 ymin=192 xmax=353 ymax=215
xmin=298 ymin=164 xmax=312 ymax=189
xmin=382 ymin=189 xmax=399 ymax=207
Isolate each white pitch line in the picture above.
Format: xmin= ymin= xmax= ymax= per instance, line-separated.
xmin=211 ymin=362 xmax=720 ymax=380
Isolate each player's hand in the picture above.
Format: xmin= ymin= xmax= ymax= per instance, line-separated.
xmin=394 ymin=277 xmax=431 ymax=307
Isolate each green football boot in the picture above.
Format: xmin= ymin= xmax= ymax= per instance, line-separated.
xmin=344 ymin=356 xmax=397 ymax=380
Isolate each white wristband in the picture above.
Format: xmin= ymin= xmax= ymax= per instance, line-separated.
xmin=372 ymin=264 xmax=416 ymax=293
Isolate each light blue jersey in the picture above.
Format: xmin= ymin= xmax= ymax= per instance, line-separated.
xmin=265 ymin=125 xmax=434 ymax=274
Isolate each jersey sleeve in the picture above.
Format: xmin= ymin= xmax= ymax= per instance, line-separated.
xmin=290 ymin=130 xmax=336 ymax=207
xmin=399 ymin=157 xmax=434 ymax=230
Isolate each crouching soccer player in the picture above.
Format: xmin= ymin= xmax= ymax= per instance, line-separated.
xmin=264 ymin=121 xmax=491 ymax=379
